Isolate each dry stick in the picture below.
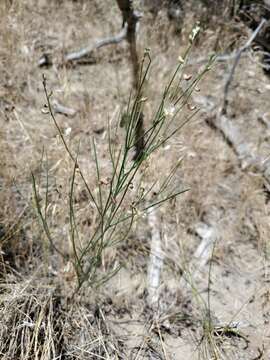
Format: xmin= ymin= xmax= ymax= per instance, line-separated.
xmin=52 ymin=99 xmax=77 ymax=117
xmin=116 ymin=0 xmax=141 ymax=89
xmin=128 ymin=24 xmax=145 ymax=161
xmin=179 ymin=220 xmax=218 ymax=291
xmin=147 ymin=209 xmax=164 ymax=307
xmin=116 ymin=0 xmax=145 ymax=161
xmin=207 ymin=112 xmax=270 ymax=184
xmin=222 ymin=18 xmax=266 ymax=115
xmin=65 ymin=26 xmax=128 ymax=62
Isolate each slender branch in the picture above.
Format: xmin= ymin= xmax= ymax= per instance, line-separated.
xmin=207 ymin=112 xmax=270 ymax=184
xmin=147 ymin=208 xmax=163 ymax=307
xmin=52 ymin=99 xmax=77 ymax=117
xmin=179 ymin=211 xmax=219 ymax=293
xmin=222 ymin=18 xmax=266 ymax=114
xmin=65 ymin=25 xmax=128 ymax=62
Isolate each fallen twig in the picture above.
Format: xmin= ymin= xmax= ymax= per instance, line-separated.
xmin=207 ymin=112 xmax=270 ymax=186
xmin=208 ymin=114 xmax=259 ymax=169
xmin=179 ymin=219 xmax=218 ymax=290
xmin=147 ymin=208 xmax=164 ymax=307
xmin=65 ymin=25 xmax=128 ymax=62
xmin=193 ymin=222 xmax=218 ymax=270
xmin=52 ymin=99 xmax=77 ymax=117
xmin=222 ymin=18 xmax=266 ymax=114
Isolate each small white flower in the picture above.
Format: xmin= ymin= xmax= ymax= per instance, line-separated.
xmin=189 ymin=22 xmax=201 ymax=44
xmin=65 ymin=127 xmax=72 ymax=136
xmin=164 ymin=104 xmax=176 ymax=118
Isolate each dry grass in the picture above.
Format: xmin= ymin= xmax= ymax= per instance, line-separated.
xmin=1 ymin=0 xmax=270 ymax=359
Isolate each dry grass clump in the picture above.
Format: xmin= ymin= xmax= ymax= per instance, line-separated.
xmin=0 ymin=272 xmax=126 ymax=359
xmin=0 ymin=274 xmax=64 ymax=359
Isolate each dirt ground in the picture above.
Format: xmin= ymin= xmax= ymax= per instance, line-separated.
xmin=1 ymin=0 xmax=270 ymax=359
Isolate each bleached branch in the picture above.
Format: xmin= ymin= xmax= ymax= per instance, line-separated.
xmin=222 ymin=18 xmax=266 ymax=114
xmin=52 ymin=99 xmax=77 ymax=117
xmin=147 ymin=208 xmax=164 ymax=307
xmin=65 ymin=25 xmax=128 ymax=62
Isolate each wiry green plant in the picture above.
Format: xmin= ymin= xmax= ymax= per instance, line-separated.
xmin=183 ymin=235 xmax=250 ymax=359
xmin=32 ymin=24 xmax=215 ymax=293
